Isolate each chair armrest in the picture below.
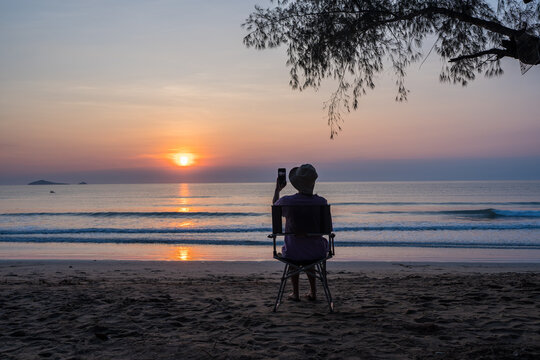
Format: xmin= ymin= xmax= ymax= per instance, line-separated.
xmin=329 ymin=233 xmax=336 ymax=256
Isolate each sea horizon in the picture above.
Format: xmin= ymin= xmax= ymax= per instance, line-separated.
xmin=5 ymin=178 xmax=540 ymax=186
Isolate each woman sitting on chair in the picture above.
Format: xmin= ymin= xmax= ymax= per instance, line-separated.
xmin=272 ymin=164 xmax=329 ymax=302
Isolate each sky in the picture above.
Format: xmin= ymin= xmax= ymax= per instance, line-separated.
xmin=1 ymin=0 xmax=539 ymax=184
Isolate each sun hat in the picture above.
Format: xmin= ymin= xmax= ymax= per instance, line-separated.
xmin=289 ymin=164 xmax=318 ymax=194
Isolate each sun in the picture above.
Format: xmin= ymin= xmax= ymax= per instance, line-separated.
xmin=173 ymin=153 xmax=193 ymax=167
xmin=179 ymin=156 xmax=189 ymax=166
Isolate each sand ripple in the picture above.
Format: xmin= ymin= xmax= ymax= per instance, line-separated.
xmin=1 ymin=262 xmax=539 ymax=359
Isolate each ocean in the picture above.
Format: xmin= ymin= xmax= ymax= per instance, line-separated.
xmin=1 ymin=181 xmax=540 ymax=261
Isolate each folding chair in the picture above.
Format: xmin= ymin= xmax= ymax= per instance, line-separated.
xmin=269 ymin=204 xmax=336 ymax=312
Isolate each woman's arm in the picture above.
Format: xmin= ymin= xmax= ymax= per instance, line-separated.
xmin=272 ymin=178 xmax=286 ymax=204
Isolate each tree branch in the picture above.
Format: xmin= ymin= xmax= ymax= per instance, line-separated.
xmin=267 ymin=6 xmax=520 ymax=39
xmin=427 ymin=7 xmax=518 ymax=37
xmin=449 ymin=48 xmax=509 ymax=62
xmin=360 ymin=6 xmax=519 ymax=37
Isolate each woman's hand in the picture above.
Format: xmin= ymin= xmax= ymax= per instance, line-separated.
xmin=275 ymin=177 xmax=286 ymax=192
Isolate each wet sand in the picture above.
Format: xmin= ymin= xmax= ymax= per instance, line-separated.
xmin=1 ymin=261 xmax=539 ymax=359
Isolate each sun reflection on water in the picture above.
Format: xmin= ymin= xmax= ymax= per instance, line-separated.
xmin=178 ymin=183 xmax=190 ymax=198
xmin=166 ymin=220 xmax=194 ymax=228
xmin=168 ymin=246 xmax=193 ymax=261
xmin=177 ymin=247 xmax=190 ymax=261
xmin=176 ymin=184 xmax=191 ymax=212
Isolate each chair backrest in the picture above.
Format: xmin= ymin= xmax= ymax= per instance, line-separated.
xmin=271 ymin=204 xmax=333 ymax=235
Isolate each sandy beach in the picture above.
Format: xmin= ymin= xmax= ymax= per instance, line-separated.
xmin=1 ymin=260 xmax=540 ymax=359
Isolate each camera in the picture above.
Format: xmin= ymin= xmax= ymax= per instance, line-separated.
xmin=278 ymin=168 xmax=286 ymax=187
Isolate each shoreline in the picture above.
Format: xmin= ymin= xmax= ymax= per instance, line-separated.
xmin=2 ymin=259 xmax=540 ymax=274
xmin=2 ymin=242 xmax=540 ymax=262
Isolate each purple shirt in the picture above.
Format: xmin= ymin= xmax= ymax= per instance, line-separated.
xmin=275 ymin=193 xmax=329 ymax=261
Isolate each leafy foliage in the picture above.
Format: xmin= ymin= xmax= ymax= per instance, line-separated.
xmin=243 ymin=0 xmax=540 ymax=137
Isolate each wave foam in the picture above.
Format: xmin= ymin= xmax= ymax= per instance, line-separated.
xmin=368 ymin=208 xmax=540 ymax=219
xmin=2 ymin=222 xmax=540 ymax=236
xmin=1 ymin=237 xmax=539 ymax=249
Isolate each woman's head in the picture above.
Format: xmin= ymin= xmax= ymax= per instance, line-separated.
xmin=289 ymin=164 xmax=318 ymax=195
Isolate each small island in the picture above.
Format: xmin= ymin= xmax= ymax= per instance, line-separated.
xmin=28 ymin=180 xmax=68 ymax=185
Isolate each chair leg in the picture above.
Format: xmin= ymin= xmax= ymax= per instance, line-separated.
xmin=317 ymin=262 xmax=334 ymax=313
xmin=322 ymin=262 xmax=334 ymax=312
xmin=273 ymin=263 xmax=289 ymax=312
